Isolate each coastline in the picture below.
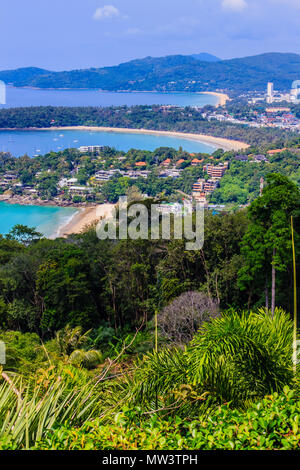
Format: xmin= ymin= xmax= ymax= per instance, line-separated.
xmin=0 ymin=194 xmax=94 ymax=209
xmin=7 ymin=85 xmax=229 ymax=106
xmin=200 ymin=91 xmax=229 ymax=107
xmin=58 ymin=204 xmax=115 ymax=237
xmin=0 ymin=198 xmax=115 ymax=238
xmin=0 ymin=126 xmax=249 ymax=151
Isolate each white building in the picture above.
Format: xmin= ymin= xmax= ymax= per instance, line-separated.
xmin=58 ymin=178 xmax=78 ymax=188
xmin=267 ymin=82 xmax=274 ymax=103
xmin=79 ymin=146 xmax=103 ymax=153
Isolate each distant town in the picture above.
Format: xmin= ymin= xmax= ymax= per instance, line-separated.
xmin=204 ymin=80 xmax=300 ymax=131
xmin=1 ymin=140 xmax=297 ymax=212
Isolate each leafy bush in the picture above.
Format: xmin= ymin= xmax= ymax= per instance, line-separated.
xmin=0 ymin=330 xmax=44 ymax=374
xmin=188 ymin=308 xmax=294 ymax=406
xmin=127 ymin=308 xmax=294 ymax=414
xmin=32 ymin=388 xmax=300 ymax=450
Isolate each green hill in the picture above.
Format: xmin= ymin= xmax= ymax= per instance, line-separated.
xmin=1 ymin=52 xmax=300 ymax=93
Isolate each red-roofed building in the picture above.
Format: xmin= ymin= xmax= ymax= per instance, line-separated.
xmin=191 ymin=158 xmax=203 ymax=166
xmin=162 ymin=158 xmax=171 ymax=167
xmin=267 ymin=148 xmax=287 ymax=155
xmin=135 ymin=161 xmax=147 ymax=167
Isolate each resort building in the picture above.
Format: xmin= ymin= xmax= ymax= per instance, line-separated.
xmin=204 ymin=163 xmax=227 ymax=178
xmin=68 ymin=186 xmax=94 ymax=196
xmin=191 ymin=158 xmax=204 ymax=166
xmin=159 ymin=169 xmax=182 ymax=178
xmin=58 ymin=178 xmax=78 ymax=188
xmin=235 ymin=155 xmax=249 ymax=162
xmin=192 ymin=178 xmax=219 ymax=198
xmin=135 ymin=162 xmax=147 ymax=167
xmin=203 ymin=179 xmax=220 ymax=193
xmin=267 ymin=148 xmax=287 ymax=155
xmin=79 ymin=146 xmax=103 ymax=153
xmin=161 ymin=159 xmax=172 ymax=167
xmin=93 ymin=169 xmax=150 ymax=183
xmin=252 ymin=155 xmax=269 ymax=163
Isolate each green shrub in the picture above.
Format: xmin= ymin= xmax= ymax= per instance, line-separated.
xmin=126 ymin=308 xmax=294 ymax=414
xmin=33 ymin=387 xmax=300 ymax=450
xmin=188 ymin=308 xmax=294 ymax=406
xmin=0 ymin=330 xmax=44 ymax=374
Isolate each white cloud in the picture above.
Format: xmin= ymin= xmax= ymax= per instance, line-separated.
xmin=222 ymin=0 xmax=247 ymax=11
xmin=125 ymin=28 xmax=143 ymax=35
xmin=93 ymin=5 xmax=120 ymax=20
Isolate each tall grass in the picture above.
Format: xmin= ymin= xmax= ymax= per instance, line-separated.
xmin=0 ymin=365 xmax=101 ymax=449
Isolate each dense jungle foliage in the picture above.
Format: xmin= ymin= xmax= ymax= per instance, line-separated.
xmin=0 ymin=174 xmax=299 ymax=450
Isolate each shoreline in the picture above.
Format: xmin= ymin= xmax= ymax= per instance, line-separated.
xmin=7 ymin=85 xmax=228 ymax=106
xmin=0 ymin=195 xmax=95 ymax=209
xmin=199 ymin=91 xmax=229 ymax=107
xmin=0 ymin=198 xmax=115 ymax=238
xmin=0 ymin=126 xmax=248 ymax=151
xmin=58 ymin=204 xmax=115 ymax=237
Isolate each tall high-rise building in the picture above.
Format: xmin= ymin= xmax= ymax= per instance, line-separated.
xmin=290 ymin=80 xmax=300 ymax=104
xmin=267 ymin=82 xmax=274 ymax=103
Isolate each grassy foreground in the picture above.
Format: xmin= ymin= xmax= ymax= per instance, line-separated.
xmin=30 ymin=388 xmax=299 ymax=451
xmin=0 ymin=309 xmax=299 ymax=451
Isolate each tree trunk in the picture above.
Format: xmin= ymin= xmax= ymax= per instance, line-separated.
xmin=271 ymin=248 xmax=276 ymax=317
xmin=265 ymin=272 xmax=269 ymax=312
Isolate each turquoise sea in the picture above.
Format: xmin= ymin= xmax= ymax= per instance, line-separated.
xmin=0 ymin=202 xmax=78 ymax=237
xmin=0 ymin=88 xmax=218 ymax=236
xmin=0 ymin=129 xmax=217 ymax=157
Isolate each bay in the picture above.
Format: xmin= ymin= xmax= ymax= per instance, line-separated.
xmin=0 ymin=129 xmax=216 ymax=157
xmin=0 ymin=202 xmax=78 ymax=237
xmin=2 ymin=87 xmax=218 ymax=108
xmin=0 ymin=88 xmax=218 ymax=236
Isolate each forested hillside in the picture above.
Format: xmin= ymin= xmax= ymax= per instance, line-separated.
xmin=0 ymin=174 xmax=299 ymax=450
xmin=1 ymin=53 xmax=300 ymax=92
xmin=0 ymin=105 xmax=297 ymax=147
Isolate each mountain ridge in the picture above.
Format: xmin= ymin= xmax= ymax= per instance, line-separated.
xmin=0 ymin=52 xmax=300 ymax=94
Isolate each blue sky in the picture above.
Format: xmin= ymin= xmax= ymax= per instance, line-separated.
xmin=1 ymin=0 xmax=300 ymax=70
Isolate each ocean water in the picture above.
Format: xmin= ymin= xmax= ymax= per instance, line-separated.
xmin=2 ymin=87 xmax=218 ymax=108
xmin=0 ymin=88 xmax=218 ymax=236
xmin=0 ymin=129 xmax=217 ymax=157
xmin=0 ymin=202 xmax=78 ymax=237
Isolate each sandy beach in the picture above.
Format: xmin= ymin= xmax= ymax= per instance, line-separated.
xmin=12 ymin=126 xmax=248 ymax=151
xmin=58 ymin=204 xmax=115 ymax=237
xmin=199 ymin=91 xmax=229 ymax=107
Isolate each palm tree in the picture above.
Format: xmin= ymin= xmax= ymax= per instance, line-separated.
xmin=54 ymin=325 xmax=102 ymax=369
